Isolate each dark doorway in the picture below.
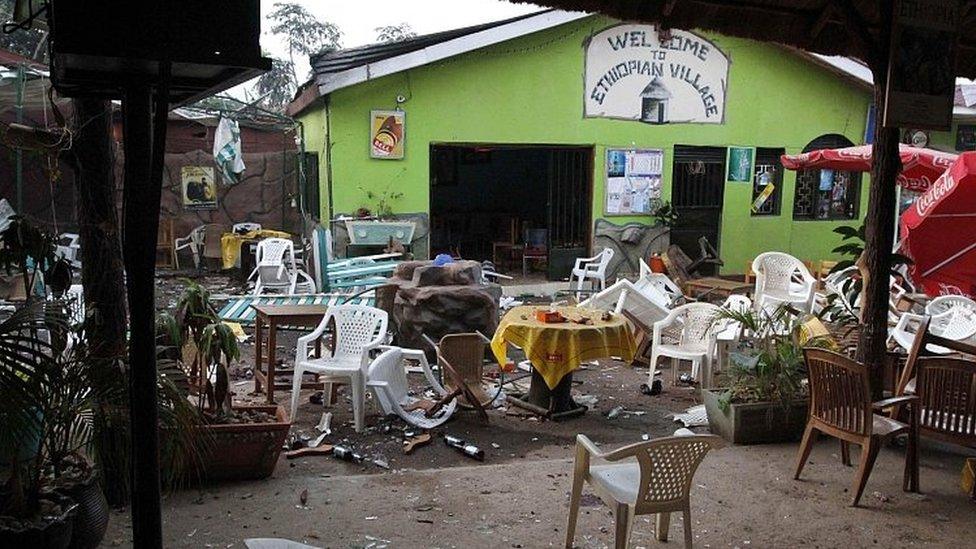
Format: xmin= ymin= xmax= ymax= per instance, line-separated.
xmin=429 ymin=144 xmax=592 ymax=279
xmin=671 ymin=145 xmax=727 ymax=275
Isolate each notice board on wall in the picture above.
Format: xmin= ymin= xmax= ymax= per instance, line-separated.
xmin=605 ymin=148 xmax=663 ymax=215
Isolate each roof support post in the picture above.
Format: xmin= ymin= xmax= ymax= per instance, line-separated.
xmin=857 ymin=0 xmax=900 ymax=399
xmin=122 ymin=81 xmax=166 ymax=547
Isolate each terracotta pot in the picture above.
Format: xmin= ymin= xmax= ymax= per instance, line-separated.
xmin=193 ymin=405 xmax=291 ymax=481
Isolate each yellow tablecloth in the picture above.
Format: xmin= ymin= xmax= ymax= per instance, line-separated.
xmin=220 ymin=230 xmax=291 ymax=269
xmin=491 ymin=305 xmax=636 ymax=389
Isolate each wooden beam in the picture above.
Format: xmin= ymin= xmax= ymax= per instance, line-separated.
xmin=858 ymin=0 xmax=899 ymax=399
xmin=808 ymin=2 xmax=837 ymax=44
xmin=833 ymin=0 xmax=882 ymax=67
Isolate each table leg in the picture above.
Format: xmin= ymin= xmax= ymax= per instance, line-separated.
xmin=254 ymin=316 xmax=264 ymax=396
xmin=508 ymin=368 xmax=586 ymax=420
xmin=267 ymin=320 xmax=277 ymax=404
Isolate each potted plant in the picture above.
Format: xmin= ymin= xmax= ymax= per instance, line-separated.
xmin=0 ymin=304 xmax=78 ymax=548
xmin=346 ymin=187 xmax=415 ymax=246
xmin=702 ymin=304 xmax=829 ymax=444
xmin=160 ymin=280 xmax=290 ymax=481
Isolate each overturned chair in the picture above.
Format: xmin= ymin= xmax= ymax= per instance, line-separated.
xmin=366 ymin=346 xmax=457 ymax=430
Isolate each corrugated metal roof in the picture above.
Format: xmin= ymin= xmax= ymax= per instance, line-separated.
xmin=309 ymin=10 xmax=552 ymax=77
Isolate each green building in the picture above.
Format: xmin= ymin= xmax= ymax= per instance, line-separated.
xmin=289 ymin=10 xmax=960 ymax=276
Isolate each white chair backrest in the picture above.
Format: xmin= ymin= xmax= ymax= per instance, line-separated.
xmin=931 ymin=307 xmax=976 ymax=341
xmin=366 ymin=347 xmax=406 ymax=411
xmin=234 ymin=222 xmax=262 ymax=233
xmin=926 ymin=295 xmax=976 ymax=316
xmin=643 ymin=273 xmax=684 ymax=304
xmin=328 ymin=305 xmax=389 ymax=363
xmin=189 ymin=224 xmax=207 ymax=243
xmin=633 ymin=435 xmax=717 ymax=510
xmin=752 ymin=252 xmax=813 ymax=295
xmin=256 ymin=238 xmax=294 ymax=266
xmin=722 ymin=294 xmax=752 ymax=315
xmin=667 ymin=302 xmax=721 ymax=346
xmin=592 ymin=248 xmax=614 ymax=271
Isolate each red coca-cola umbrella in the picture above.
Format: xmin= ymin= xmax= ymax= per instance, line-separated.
xmin=781 ymin=144 xmax=957 ymax=192
xmin=900 ymin=152 xmax=976 ymax=297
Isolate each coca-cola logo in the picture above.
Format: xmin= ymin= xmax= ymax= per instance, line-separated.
xmin=915 ymin=173 xmax=957 ymax=216
xmin=900 ymin=174 xmax=932 ymax=192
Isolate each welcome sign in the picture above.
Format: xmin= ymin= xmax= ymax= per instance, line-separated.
xmin=584 ymin=25 xmax=729 ymax=124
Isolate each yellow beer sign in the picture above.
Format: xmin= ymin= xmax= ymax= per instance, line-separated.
xmin=370 ymin=110 xmax=405 ymax=159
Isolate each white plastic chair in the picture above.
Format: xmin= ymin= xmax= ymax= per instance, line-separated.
xmin=638 ymin=259 xmax=685 ymax=307
xmin=55 ymin=233 xmax=81 ymax=269
xmin=366 ymin=346 xmax=457 ymax=429
xmin=926 ymin=294 xmax=976 ymax=316
xmin=249 ymin=238 xmax=316 ymax=295
xmin=566 ymin=433 xmax=723 ymax=549
xmin=233 ymin=222 xmax=262 ymax=233
xmin=714 ymin=295 xmax=752 ymax=375
xmin=580 ymin=278 xmax=670 ymax=320
xmin=291 ymin=305 xmax=389 ymax=432
xmin=752 ymin=252 xmax=816 ymax=314
xmin=174 ymin=225 xmax=206 ymax=269
xmin=570 ymin=248 xmax=615 ymax=295
xmin=649 ymin=302 xmax=722 ymax=387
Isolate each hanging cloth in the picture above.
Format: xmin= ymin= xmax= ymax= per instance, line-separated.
xmin=213 ymin=116 xmax=245 ymax=184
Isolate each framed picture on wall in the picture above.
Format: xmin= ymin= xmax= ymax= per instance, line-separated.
xmin=604 ymin=148 xmax=663 ymax=216
xmin=181 ymin=166 xmax=217 ymax=210
xmin=370 ymin=109 xmax=405 ymax=159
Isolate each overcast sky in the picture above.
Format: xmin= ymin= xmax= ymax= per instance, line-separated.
xmin=257 ymin=0 xmax=543 ymax=86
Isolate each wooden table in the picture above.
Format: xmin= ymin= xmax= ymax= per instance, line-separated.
xmin=683 ymin=277 xmax=752 ymax=302
xmin=251 ymin=304 xmax=328 ymax=404
xmin=490 ymin=305 xmax=636 ymax=419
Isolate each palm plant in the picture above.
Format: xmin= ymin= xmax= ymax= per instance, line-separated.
xmin=0 ymin=302 xmax=62 ymax=519
xmin=823 ymin=223 xmax=912 ymax=324
xmin=713 ymin=304 xmax=829 ymax=412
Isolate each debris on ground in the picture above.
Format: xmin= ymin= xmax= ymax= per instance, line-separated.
xmin=316 ymin=412 xmax=333 ymax=434
xmin=673 ymin=404 xmax=709 ymax=427
xmin=607 ymin=405 xmax=624 ymax=419
xmin=403 ymin=433 xmax=432 ymax=454
xmin=444 ymin=434 xmax=485 ymax=461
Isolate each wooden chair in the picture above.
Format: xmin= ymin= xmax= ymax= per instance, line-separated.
xmin=201 ymin=223 xmax=225 ymax=269
xmin=156 ymin=218 xmax=175 ymax=268
xmin=795 ymin=348 xmax=919 ymax=506
xmin=890 ymin=315 xmax=976 ymax=420
xmin=427 ymin=332 xmax=494 ymax=410
xmin=522 ymin=228 xmax=548 ymax=277
xmin=566 ymin=433 xmax=723 ymax=549
xmin=913 ymin=356 xmax=976 ymax=452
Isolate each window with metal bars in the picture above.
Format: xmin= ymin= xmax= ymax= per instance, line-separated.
xmin=751 ymin=147 xmax=783 ymax=216
xmin=792 ymin=134 xmax=860 ymax=221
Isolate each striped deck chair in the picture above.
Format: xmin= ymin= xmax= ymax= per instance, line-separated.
xmin=217 ymin=292 xmax=375 ymax=327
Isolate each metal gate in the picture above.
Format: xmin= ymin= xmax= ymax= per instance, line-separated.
xmin=671 ymin=145 xmax=727 ymax=274
xmin=547 ymin=148 xmax=591 ymax=249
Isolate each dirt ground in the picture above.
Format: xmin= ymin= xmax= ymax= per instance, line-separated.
xmin=98 ymin=273 xmax=976 ymax=548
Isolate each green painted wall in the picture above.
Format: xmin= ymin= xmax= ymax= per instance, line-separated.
xmin=299 ymin=101 xmax=329 ymax=220
xmin=299 ymin=15 xmax=873 ymax=272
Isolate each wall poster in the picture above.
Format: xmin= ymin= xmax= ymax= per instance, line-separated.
xmin=727 ymin=146 xmax=754 ymax=182
xmin=584 ymin=24 xmax=730 ymax=124
xmin=605 ymin=148 xmax=663 ymax=215
xmin=370 ymin=109 xmax=405 ymax=159
xmin=181 ymin=166 xmax=217 ymax=210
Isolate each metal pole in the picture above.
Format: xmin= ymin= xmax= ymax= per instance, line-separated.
xmin=121 ymin=83 xmax=163 ymax=547
xmin=15 ymin=63 xmax=25 ymax=212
